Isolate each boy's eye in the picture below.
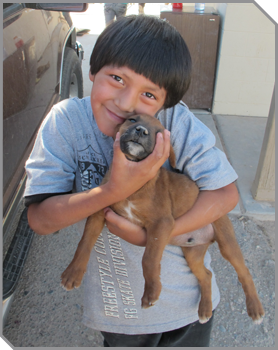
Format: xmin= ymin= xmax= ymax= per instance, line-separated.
xmin=143 ymin=92 xmax=156 ymax=99
xmin=111 ymin=75 xmax=124 ymax=84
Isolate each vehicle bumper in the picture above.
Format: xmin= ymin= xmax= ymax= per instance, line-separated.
xmin=2 ymin=294 xmax=14 ymax=326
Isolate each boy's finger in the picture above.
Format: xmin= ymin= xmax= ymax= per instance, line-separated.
xmin=113 ymin=132 xmax=126 ymax=161
xmin=162 ymin=129 xmax=171 ymax=159
xmin=155 ymin=130 xmax=171 ymax=159
xmin=104 ymin=207 xmax=115 ymax=220
xmin=105 ymin=207 xmax=133 ymax=230
xmin=103 ymin=207 xmax=110 ymax=215
xmin=113 ymin=132 xmax=120 ymax=152
xmin=104 ymin=208 xmax=120 ymax=227
xmin=143 ymin=130 xmax=170 ymax=166
xmin=154 ymin=132 xmax=164 ymax=159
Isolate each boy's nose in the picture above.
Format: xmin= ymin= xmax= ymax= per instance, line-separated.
xmin=114 ymin=89 xmax=138 ymax=113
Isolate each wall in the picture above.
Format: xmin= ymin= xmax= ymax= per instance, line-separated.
xmin=272 ymin=0 xmax=278 ymax=23
xmin=212 ymin=3 xmax=275 ymax=117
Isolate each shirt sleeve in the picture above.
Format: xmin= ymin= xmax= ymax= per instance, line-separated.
xmin=24 ymin=102 xmax=77 ymax=197
xmin=24 ymin=191 xmax=72 ymax=207
xmin=159 ymin=103 xmax=238 ymax=190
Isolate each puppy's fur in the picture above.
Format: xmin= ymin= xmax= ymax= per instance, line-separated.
xmin=61 ymin=114 xmax=264 ymax=324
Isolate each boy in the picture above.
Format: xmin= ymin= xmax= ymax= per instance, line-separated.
xmin=25 ymin=16 xmax=239 ymax=346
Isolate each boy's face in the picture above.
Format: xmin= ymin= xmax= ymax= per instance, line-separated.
xmin=89 ymin=65 xmax=167 ymax=137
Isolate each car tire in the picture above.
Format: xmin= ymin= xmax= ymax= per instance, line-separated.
xmin=60 ymin=47 xmax=83 ymax=100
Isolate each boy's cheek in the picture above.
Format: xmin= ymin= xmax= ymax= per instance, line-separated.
xmin=136 ymin=104 xmax=164 ymax=118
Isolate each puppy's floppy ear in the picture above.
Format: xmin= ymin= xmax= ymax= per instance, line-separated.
xmin=169 ymin=145 xmax=176 ymax=168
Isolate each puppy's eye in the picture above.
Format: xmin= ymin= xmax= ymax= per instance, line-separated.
xmin=129 ymin=118 xmax=137 ymax=123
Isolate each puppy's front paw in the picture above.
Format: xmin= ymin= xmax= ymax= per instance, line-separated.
xmin=141 ymin=281 xmax=161 ymax=309
xmin=199 ymin=315 xmax=212 ymax=324
xmin=60 ymin=263 xmax=86 ymax=291
xmin=198 ymin=298 xmax=213 ymax=324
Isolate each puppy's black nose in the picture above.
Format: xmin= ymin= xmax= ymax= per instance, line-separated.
xmin=135 ymin=125 xmax=149 ymax=137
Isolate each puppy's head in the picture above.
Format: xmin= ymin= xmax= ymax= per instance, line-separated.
xmin=118 ymin=114 xmax=176 ymax=167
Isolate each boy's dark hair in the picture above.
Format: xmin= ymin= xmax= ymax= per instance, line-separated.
xmin=90 ymin=15 xmax=191 ymax=109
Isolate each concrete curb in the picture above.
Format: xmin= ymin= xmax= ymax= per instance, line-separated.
xmin=195 ymin=113 xmax=275 ymax=221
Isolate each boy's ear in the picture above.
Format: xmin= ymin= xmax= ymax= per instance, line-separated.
xmin=169 ymin=145 xmax=176 ymax=169
xmin=89 ymin=71 xmax=95 ymax=82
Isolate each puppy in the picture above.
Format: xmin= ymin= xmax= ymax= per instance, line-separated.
xmin=61 ymin=114 xmax=264 ymax=324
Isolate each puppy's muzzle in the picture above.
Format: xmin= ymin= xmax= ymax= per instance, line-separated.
xmin=120 ymin=123 xmax=155 ymax=162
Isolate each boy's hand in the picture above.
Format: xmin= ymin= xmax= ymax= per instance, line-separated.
xmin=104 ymin=208 xmax=147 ymax=246
xmin=106 ymin=129 xmax=171 ymax=202
xmin=104 ymin=208 xmax=214 ymax=247
xmin=169 ymin=224 xmax=214 ymax=246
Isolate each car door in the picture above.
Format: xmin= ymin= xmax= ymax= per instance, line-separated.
xmin=3 ymin=3 xmax=60 ymax=222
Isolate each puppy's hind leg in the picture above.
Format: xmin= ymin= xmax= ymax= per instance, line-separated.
xmin=213 ymin=215 xmax=265 ymax=324
xmin=182 ymin=244 xmax=212 ymax=323
xmin=61 ymin=210 xmax=105 ymax=291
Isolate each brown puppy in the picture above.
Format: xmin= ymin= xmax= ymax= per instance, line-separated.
xmin=61 ymin=114 xmax=264 ymax=324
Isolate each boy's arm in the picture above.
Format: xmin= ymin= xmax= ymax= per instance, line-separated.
xmin=28 ymin=131 xmax=171 ymax=235
xmin=104 ymin=182 xmax=239 ymax=246
xmin=171 ymin=182 xmax=239 ymax=237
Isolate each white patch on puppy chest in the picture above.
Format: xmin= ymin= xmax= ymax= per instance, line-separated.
xmin=123 ymin=201 xmax=141 ymax=225
xmin=124 ymin=201 xmax=135 ymax=220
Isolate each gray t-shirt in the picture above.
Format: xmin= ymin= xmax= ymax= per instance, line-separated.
xmin=24 ymin=97 xmax=238 ymax=334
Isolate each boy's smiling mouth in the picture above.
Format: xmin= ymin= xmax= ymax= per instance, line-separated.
xmin=106 ymin=107 xmax=127 ymax=124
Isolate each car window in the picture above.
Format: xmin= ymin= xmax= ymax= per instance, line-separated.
xmin=3 ymin=3 xmax=14 ymax=9
xmin=3 ymin=3 xmax=24 ymax=20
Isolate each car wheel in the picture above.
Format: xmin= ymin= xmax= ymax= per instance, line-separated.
xmin=60 ymin=47 xmax=83 ymax=100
